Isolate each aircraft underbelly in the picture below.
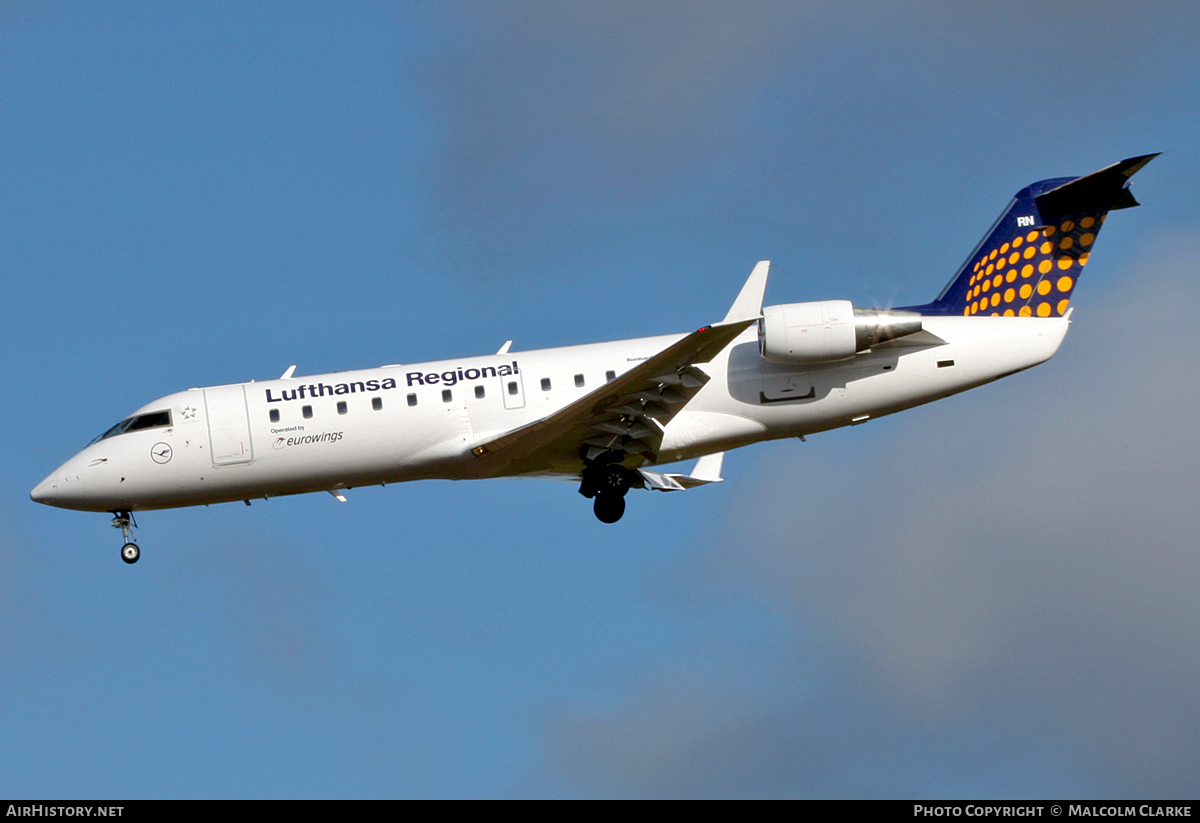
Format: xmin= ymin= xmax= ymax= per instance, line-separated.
xmin=731 ymin=316 xmax=1069 ymax=436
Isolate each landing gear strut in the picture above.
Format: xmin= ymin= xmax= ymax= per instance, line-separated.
xmin=112 ymin=511 xmax=140 ymax=564
xmin=580 ymin=462 xmax=636 ymax=524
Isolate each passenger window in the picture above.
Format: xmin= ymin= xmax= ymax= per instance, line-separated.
xmin=337 ymin=401 xmax=348 ymax=415
xmin=442 ymin=389 xmax=452 ymax=403
xmin=508 ymin=381 xmax=518 ymax=395
xmin=475 ymin=385 xmax=485 ymax=399
xmin=541 ymin=378 xmax=551 ymax=391
xmin=606 ymin=370 xmax=616 ymax=382
xmin=372 ymin=397 xmax=383 ymax=411
xmin=269 ymin=409 xmax=280 ymax=423
xmin=407 ymin=394 xmax=417 ymax=407
xmin=574 ymin=374 xmax=584 ymax=387
xmin=302 ymin=405 xmax=313 ymax=419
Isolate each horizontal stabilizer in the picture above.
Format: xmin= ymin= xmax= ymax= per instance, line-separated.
xmin=638 ymin=451 xmax=725 ymax=491
xmin=1036 ymin=153 xmax=1159 ymax=216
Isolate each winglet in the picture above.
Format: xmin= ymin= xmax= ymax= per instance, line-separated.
xmin=722 ymin=261 xmax=770 ymax=324
xmin=688 ymin=451 xmax=724 ymax=483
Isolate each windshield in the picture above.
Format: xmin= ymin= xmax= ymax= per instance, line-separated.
xmin=90 ymin=410 xmax=172 ymax=445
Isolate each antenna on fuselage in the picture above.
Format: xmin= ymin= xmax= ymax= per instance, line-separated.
xmin=496 ymin=341 xmax=513 ymax=355
xmin=280 ymin=365 xmax=297 ymax=379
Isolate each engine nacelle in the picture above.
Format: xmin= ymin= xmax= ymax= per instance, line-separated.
xmin=758 ymin=300 xmax=922 ymax=364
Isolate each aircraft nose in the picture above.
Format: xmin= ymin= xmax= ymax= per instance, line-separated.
xmin=31 ymin=451 xmax=126 ymax=511
xmin=30 ymin=475 xmax=59 ymax=504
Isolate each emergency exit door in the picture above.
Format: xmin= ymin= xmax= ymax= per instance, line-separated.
xmin=502 ymin=372 xmax=526 ymax=410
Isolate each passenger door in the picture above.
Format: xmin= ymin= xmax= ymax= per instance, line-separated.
xmin=204 ymin=385 xmax=254 ymax=466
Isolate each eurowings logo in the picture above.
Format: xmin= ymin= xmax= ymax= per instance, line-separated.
xmin=273 ymin=431 xmax=344 ymax=450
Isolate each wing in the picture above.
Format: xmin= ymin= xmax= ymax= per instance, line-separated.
xmin=470 ymin=319 xmax=757 ymax=476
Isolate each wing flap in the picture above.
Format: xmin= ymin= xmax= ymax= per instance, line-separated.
xmin=639 ymin=451 xmax=725 ymax=491
xmin=470 ymin=319 xmax=755 ymax=471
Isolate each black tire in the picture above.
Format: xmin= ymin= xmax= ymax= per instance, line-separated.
xmin=593 ymin=493 xmax=625 ymax=523
xmin=121 ymin=542 xmax=140 ymax=564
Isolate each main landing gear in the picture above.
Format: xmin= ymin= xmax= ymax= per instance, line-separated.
xmin=112 ymin=511 xmax=140 ymax=564
xmin=579 ymin=462 xmax=636 ymax=524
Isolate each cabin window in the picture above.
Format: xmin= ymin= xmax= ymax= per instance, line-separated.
xmin=407 ymin=393 xmax=417 ymax=407
xmin=302 ymin=405 xmax=313 ymax=419
xmin=269 ymin=409 xmax=280 ymax=423
xmin=541 ymin=378 xmax=551 ymax=391
xmin=337 ymin=401 xmax=348 ymax=415
xmin=372 ymin=397 xmax=383 ymax=411
xmin=475 ymin=385 xmax=485 ymax=399
xmin=508 ymin=381 xmax=519 ymax=395
xmin=442 ymin=389 xmax=452 ymax=403
xmin=606 ymin=370 xmax=616 ymax=382
xmin=574 ymin=374 xmax=585 ymax=388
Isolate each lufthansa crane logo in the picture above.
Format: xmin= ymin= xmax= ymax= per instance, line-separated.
xmin=151 ymin=443 xmax=173 ymax=464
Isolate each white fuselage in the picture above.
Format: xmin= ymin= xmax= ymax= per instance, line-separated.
xmin=31 ymin=315 xmax=1069 ymax=513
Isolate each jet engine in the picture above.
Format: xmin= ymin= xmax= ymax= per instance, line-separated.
xmin=758 ymin=300 xmax=923 ymax=364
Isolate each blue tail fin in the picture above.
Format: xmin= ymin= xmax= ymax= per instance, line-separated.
xmin=902 ymin=155 xmax=1157 ymax=317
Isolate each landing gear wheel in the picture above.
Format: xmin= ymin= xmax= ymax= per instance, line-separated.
xmin=601 ymin=467 xmax=628 ymax=495
xmin=593 ymin=493 xmax=626 ymax=524
xmin=111 ymin=511 xmax=140 ymax=564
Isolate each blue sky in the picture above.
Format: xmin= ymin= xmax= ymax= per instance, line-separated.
xmin=3 ymin=2 xmax=1200 ymax=797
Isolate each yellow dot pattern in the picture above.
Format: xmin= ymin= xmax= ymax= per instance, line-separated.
xmin=954 ymin=208 xmax=1108 ymax=317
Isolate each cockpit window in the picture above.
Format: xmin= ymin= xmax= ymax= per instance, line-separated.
xmin=91 ymin=410 xmax=172 ymax=444
xmin=126 ymin=410 xmax=172 ymax=431
xmin=94 ymin=418 xmax=133 ymax=443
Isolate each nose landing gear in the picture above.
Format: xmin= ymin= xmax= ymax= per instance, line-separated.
xmin=112 ymin=511 xmax=140 ymax=564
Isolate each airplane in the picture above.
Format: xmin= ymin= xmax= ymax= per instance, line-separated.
xmin=31 ymin=155 xmax=1156 ymax=563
